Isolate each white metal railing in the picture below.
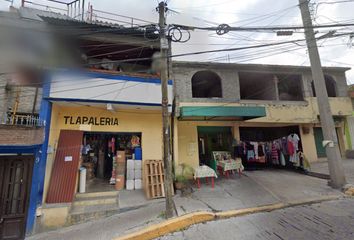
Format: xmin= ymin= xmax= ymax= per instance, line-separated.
xmin=1 ymin=113 xmax=44 ymax=127
xmin=21 ymin=0 xmax=153 ymax=27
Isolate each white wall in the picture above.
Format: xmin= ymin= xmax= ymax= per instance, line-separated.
xmin=49 ymin=72 xmax=173 ymax=106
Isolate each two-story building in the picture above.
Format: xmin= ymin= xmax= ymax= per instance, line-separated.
xmin=172 ymin=61 xmax=352 ymax=170
xmin=0 ymin=4 xmax=163 ymax=237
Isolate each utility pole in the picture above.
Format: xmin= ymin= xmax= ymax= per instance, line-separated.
xmin=158 ymin=1 xmax=174 ymax=218
xmin=299 ymin=0 xmax=346 ymax=188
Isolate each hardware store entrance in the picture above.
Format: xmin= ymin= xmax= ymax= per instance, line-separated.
xmin=81 ymin=132 xmax=142 ymax=193
xmin=0 ymin=155 xmax=33 ymax=240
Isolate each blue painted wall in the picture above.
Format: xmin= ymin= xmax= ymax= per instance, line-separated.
xmin=0 ymin=81 xmax=50 ymax=235
xmin=25 ymin=75 xmax=52 ymax=234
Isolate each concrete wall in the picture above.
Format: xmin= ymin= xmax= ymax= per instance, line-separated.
xmin=172 ymin=65 xmax=239 ymax=103
xmin=172 ymin=62 xmax=349 ymax=104
xmin=43 ymin=104 xmax=163 ymax=202
xmin=37 ymin=204 xmax=71 ymax=231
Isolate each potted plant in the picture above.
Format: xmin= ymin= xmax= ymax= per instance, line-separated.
xmin=175 ymin=174 xmax=188 ymax=190
xmin=174 ymin=163 xmax=194 ymax=191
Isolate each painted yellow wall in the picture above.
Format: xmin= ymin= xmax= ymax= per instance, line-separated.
xmin=43 ymin=104 xmax=163 ymax=202
xmin=299 ymin=124 xmax=318 ymax=162
xmin=39 ymin=204 xmax=70 ymax=230
xmin=176 ymin=121 xmax=236 ymax=169
xmin=179 ymin=97 xmax=352 ymax=124
xmin=175 ymin=97 xmax=351 ymax=167
xmin=175 ymin=121 xmax=343 ymax=170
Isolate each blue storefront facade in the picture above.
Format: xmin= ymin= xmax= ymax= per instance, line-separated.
xmin=0 ymin=78 xmax=52 ymax=237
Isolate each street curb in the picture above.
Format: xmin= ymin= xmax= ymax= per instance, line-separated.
xmin=114 ymin=211 xmax=215 ymax=240
xmin=113 ymin=195 xmax=342 ymax=240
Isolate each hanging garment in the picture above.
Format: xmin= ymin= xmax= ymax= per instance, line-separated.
xmin=292 ymin=133 xmax=300 ymax=151
xmin=271 ymin=143 xmax=279 ymax=164
xmin=258 ymin=144 xmax=265 ymax=157
xmin=265 ymin=143 xmax=272 ymax=164
xmin=280 ymin=152 xmax=286 ymax=166
xmin=257 ymin=144 xmax=266 ymax=163
xmin=288 ymin=134 xmax=300 ymax=163
xmin=247 ymin=150 xmax=255 ymax=161
xmin=250 ymin=142 xmax=259 ymax=159
xmin=287 ymin=136 xmax=295 ymax=156
xmin=281 ymin=137 xmax=288 ymax=155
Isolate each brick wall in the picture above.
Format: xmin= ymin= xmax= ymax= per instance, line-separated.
xmin=0 ymin=75 xmax=43 ymax=117
xmin=0 ymin=125 xmax=44 ymax=145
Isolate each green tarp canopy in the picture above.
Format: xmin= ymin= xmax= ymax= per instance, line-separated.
xmin=180 ymin=106 xmax=266 ymax=120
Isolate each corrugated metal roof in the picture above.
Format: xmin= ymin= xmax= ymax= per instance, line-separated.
xmin=19 ymin=6 xmax=71 ymax=21
xmin=39 ymin=16 xmax=157 ymax=38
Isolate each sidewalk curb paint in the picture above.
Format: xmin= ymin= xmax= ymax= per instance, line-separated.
xmin=214 ymin=203 xmax=286 ymax=219
xmin=114 ymin=195 xmax=342 ymax=240
xmin=115 ymin=211 xmax=214 ymax=240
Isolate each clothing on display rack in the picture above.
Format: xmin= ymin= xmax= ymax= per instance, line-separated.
xmin=236 ymin=133 xmax=302 ymax=168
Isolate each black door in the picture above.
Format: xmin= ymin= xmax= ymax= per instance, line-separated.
xmin=0 ymin=155 xmax=34 ymax=240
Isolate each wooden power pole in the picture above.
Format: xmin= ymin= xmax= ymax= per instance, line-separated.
xmin=158 ymin=1 xmax=174 ymax=218
xmin=299 ymin=0 xmax=346 ymax=188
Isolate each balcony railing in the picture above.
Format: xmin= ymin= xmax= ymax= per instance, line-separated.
xmin=1 ymin=113 xmax=44 ymax=127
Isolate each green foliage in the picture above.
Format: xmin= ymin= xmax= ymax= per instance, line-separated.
xmin=175 ymin=163 xmax=194 ymax=183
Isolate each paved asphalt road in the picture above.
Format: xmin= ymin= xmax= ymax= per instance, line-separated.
xmin=159 ymin=198 xmax=354 ymax=240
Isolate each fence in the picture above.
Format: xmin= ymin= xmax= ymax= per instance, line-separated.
xmin=1 ymin=113 xmax=44 ymax=127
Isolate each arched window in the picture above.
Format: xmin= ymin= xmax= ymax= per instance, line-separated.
xmin=311 ymin=75 xmax=337 ymax=97
xmin=191 ymin=71 xmax=222 ymax=98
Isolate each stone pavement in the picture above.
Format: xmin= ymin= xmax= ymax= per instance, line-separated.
xmin=160 ymin=198 xmax=354 ymax=240
xmin=26 ymin=170 xmax=343 ymax=240
xmin=310 ymin=159 xmax=354 ymax=184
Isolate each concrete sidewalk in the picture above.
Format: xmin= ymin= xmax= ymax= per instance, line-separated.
xmin=27 ymin=170 xmax=343 ymax=240
xmin=310 ymin=159 xmax=354 ymax=184
xmin=174 ymin=170 xmax=341 ymax=216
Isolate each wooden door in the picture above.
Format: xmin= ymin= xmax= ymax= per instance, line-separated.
xmin=0 ymin=155 xmax=34 ymax=240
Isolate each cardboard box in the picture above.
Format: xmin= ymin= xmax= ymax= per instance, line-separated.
xmin=134 ymin=179 xmax=142 ymax=189
xmin=116 ymin=168 xmax=125 ymax=176
xmin=115 ymin=175 xmax=125 ymax=190
xmin=126 ymin=180 xmax=134 ymax=190
xmin=116 ymin=151 xmax=126 ymax=163
xmin=117 ymin=162 xmax=126 ymax=175
xmin=127 ymin=159 xmax=135 ymax=170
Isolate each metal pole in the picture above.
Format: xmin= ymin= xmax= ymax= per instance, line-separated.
xmin=82 ymin=0 xmax=85 ymax=21
xmin=158 ymin=1 xmax=174 ymax=218
xmin=299 ymin=0 xmax=346 ymax=188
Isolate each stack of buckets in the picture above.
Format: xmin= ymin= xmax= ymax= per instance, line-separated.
xmin=126 ymin=147 xmax=142 ymax=190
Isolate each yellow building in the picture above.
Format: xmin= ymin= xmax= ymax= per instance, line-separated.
xmin=172 ymin=62 xmax=352 ymax=170
xmin=39 ymin=70 xmax=172 ymax=229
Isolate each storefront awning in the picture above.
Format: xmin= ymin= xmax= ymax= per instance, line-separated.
xmin=179 ymin=106 xmax=266 ymax=120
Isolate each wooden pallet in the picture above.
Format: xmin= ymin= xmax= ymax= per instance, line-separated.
xmin=144 ymin=160 xmax=166 ymax=199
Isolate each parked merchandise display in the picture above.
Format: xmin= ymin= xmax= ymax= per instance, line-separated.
xmin=236 ymin=133 xmax=303 ymax=170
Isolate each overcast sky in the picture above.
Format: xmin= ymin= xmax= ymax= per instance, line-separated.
xmin=1 ymin=0 xmax=353 ymax=83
